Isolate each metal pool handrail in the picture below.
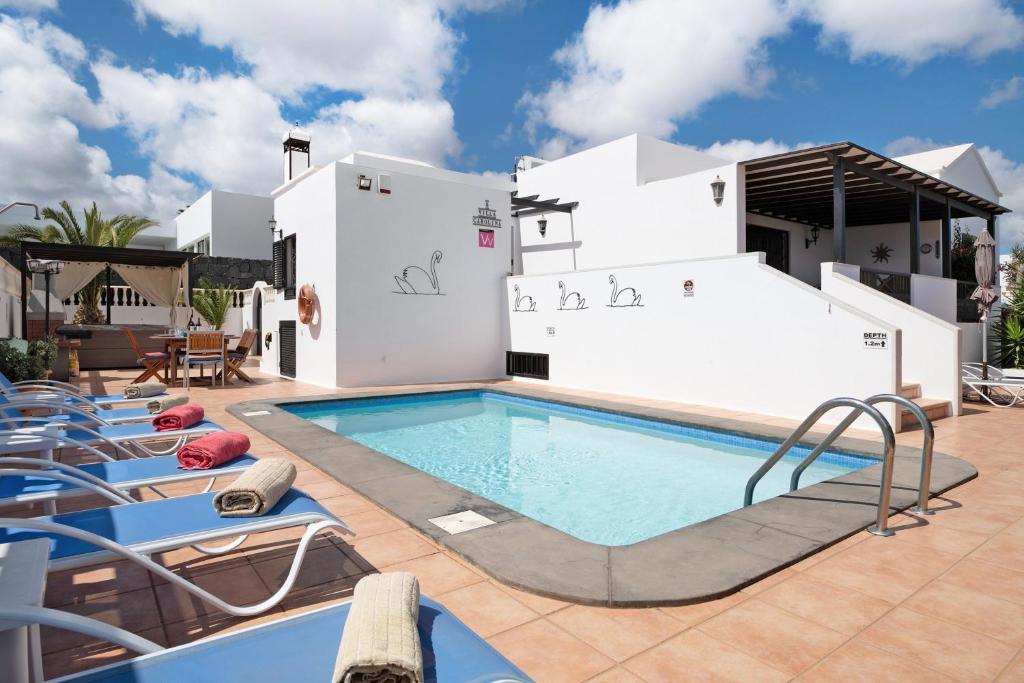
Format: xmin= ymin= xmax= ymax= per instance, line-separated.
xmin=789 ymin=393 xmax=935 ymax=515
xmin=743 ymin=397 xmax=897 ymax=537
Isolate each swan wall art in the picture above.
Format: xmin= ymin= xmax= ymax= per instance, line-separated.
xmin=607 ymin=274 xmax=643 ymax=307
xmin=557 ymin=281 xmax=587 ymax=310
xmin=393 ymin=250 xmax=444 ymax=295
xmin=513 ymin=285 xmax=537 ymax=312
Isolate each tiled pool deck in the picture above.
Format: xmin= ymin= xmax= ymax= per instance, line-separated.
xmin=11 ymin=369 xmax=1024 ymax=682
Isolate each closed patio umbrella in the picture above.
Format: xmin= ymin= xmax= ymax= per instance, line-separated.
xmin=970 ymin=230 xmax=999 ymax=379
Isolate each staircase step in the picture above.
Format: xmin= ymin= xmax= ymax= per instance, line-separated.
xmin=899 ymin=383 xmax=922 ymax=399
xmin=901 ymin=397 xmax=951 ymax=426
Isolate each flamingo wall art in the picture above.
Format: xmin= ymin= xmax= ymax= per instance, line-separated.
xmin=513 ymin=284 xmax=537 ymax=312
xmin=607 ymin=274 xmax=643 ymax=307
xmin=393 ymin=250 xmax=444 ymax=295
xmin=557 ymin=281 xmax=587 ymax=310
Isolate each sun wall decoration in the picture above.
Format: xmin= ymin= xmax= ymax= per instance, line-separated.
xmin=871 ymin=242 xmax=893 ymax=263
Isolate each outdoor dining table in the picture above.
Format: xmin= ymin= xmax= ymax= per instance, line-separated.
xmin=150 ymin=333 xmax=238 ymax=387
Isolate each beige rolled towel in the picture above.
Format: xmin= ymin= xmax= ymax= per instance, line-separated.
xmin=334 ymin=572 xmax=423 ymax=683
xmin=146 ymin=393 xmax=188 ymax=414
xmin=124 ymin=383 xmax=166 ymax=399
xmin=212 ymin=457 xmax=295 ymax=517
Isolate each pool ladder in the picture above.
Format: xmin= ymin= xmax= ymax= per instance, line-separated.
xmin=743 ymin=394 xmax=935 ymax=537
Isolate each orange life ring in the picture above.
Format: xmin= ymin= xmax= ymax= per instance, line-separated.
xmin=297 ymin=284 xmax=316 ymax=324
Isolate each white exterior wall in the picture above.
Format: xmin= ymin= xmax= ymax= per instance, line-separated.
xmin=821 ymin=263 xmax=961 ymax=417
xmin=259 ymin=158 xmax=513 ymax=388
xmin=910 ymin=273 xmax=957 ymax=323
xmin=845 ymin=221 xmax=944 ymax=277
xmin=744 ymin=214 xmax=835 ymax=287
xmin=175 ymin=191 xmax=274 ymax=259
xmin=332 ymin=162 xmax=511 ymax=386
xmin=260 ymin=164 xmax=338 ymax=387
xmin=507 ymin=253 xmax=900 ymax=428
xmin=0 ymin=256 xmax=22 ymax=337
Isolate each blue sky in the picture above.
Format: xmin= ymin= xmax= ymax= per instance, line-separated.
xmin=1 ymin=0 xmax=1022 ymax=246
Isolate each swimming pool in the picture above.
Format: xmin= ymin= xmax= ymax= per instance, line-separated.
xmin=286 ymin=391 xmax=877 ymax=546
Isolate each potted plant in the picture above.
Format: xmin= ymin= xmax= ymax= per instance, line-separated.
xmin=191 ymin=277 xmax=236 ymax=330
xmin=0 ymin=338 xmax=58 ymax=382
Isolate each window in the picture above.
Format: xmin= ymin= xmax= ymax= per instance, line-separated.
xmin=182 ymin=237 xmax=210 ymax=255
xmin=274 ymin=234 xmax=297 ymax=299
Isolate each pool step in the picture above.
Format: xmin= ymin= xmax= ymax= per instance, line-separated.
xmin=899 ymin=383 xmax=922 ymax=400
xmin=901 ymin=397 xmax=951 ymax=427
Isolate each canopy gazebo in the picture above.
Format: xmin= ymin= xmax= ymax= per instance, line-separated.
xmin=19 ymin=242 xmax=194 ymax=339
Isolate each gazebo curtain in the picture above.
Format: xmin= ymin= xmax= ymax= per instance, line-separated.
xmin=112 ymin=263 xmax=188 ymax=324
xmin=52 ymin=262 xmax=105 ymax=302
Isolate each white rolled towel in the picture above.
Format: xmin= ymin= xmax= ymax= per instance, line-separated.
xmin=334 ymin=572 xmax=423 ymax=683
xmin=146 ymin=393 xmax=188 ymax=414
xmin=212 ymin=457 xmax=295 ymax=517
xmin=124 ymin=383 xmax=166 ymax=399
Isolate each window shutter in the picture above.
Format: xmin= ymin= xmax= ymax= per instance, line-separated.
xmin=279 ymin=320 xmax=296 ymax=378
xmin=272 ymin=239 xmax=285 ymax=289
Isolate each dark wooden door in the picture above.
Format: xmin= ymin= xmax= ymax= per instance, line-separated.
xmin=747 ymin=225 xmax=790 ymax=274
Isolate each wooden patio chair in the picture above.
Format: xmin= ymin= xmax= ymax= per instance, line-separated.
xmin=123 ymin=328 xmax=170 ymax=384
xmin=224 ymin=328 xmax=257 ymax=384
xmin=183 ymin=331 xmax=225 ymax=389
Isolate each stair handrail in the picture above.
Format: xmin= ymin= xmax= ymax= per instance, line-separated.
xmin=788 ymin=393 xmax=935 ymax=515
xmin=743 ymin=397 xmax=897 ymax=537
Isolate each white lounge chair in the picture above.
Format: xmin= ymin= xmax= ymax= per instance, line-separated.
xmin=961 ymin=363 xmax=1024 ymax=407
xmin=0 ymin=371 xmax=166 ymax=408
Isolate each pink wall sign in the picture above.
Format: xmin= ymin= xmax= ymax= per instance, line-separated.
xmin=478 ymin=229 xmax=495 ymax=248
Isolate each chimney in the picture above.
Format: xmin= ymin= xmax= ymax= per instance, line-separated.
xmin=282 ymin=122 xmax=311 ymax=182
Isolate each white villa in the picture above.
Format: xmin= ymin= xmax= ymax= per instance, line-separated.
xmin=4 ymin=128 xmax=1009 ymax=432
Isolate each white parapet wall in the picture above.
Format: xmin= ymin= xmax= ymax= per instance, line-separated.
xmin=821 ymin=262 xmax=962 ymax=417
xmin=507 ymin=253 xmax=902 ymax=428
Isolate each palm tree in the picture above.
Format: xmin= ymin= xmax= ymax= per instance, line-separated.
xmin=0 ymin=201 xmax=157 ymax=323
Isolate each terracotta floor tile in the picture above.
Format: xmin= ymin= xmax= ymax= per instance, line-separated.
xmin=488 ymin=619 xmax=614 ymax=683
xmin=549 ymin=604 xmax=685 ymax=662
xmin=251 ymin=543 xmax=365 ymax=595
xmin=997 ymin=650 xmax=1024 ymax=682
xmin=940 ymin=559 xmax=1024 ymax=606
xmin=657 ymin=591 xmax=747 ymax=628
xmin=42 ymin=627 xmax=167 ymax=679
xmin=803 ymin=537 xmax=959 ymax=605
xmin=755 ymin=573 xmax=892 ymax=635
xmin=154 ymin=562 xmax=272 ymax=624
xmin=698 ymin=599 xmax=846 ymax=676
xmin=343 ymin=508 xmax=407 ymax=539
xmin=436 ymin=581 xmax=538 ymax=638
xmin=380 ymin=551 xmax=485 ymax=596
xmin=801 ymin=640 xmax=956 ymax=683
xmin=319 ymin=493 xmax=378 ymax=517
xmin=623 ymin=629 xmax=789 ymax=683
xmin=904 ymin=581 xmax=1024 ymax=647
xmin=491 ymin=582 xmax=573 ymax=615
xmin=45 ymin=560 xmax=152 ymax=607
xmin=859 ymin=606 xmax=1017 ymax=683
xmin=41 ymin=587 xmax=162 ymax=654
xmin=969 ymin=530 xmax=1024 ymax=571
xmin=585 ymin=666 xmax=646 ymax=683
xmin=889 ymin=521 xmax=991 ymax=557
xmin=349 ymin=529 xmax=438 ymax=568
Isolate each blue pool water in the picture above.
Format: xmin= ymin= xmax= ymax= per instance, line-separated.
xmin=286 ymin=391 xmax=876 ymax=546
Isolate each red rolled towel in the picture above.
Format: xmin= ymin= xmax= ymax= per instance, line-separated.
xmin=152 ymin=404 xmax=205 ymax=431
xmin=177 ymin=431 xmax=251 ymax=470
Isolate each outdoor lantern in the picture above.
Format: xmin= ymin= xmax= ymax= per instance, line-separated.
xmin=538 ymin=216 xmax=548 ymax=238
xmin=268 ymin=217 xmax=282 ymax=241
xmin=27 ymin=258 xmax=64 ymax=337
xmin=805 ymin=226 xmax=820 ymax=249
xmin=357 ymin=174 xmax=372 ymax=191
xmin=710 ymin=175 xmax=726 ymax=206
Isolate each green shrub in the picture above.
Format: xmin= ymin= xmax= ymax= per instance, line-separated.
xmin=191 ymin=277 xmax=236 ymax=330
xmin=0 ymin=338 xmax=58 ymax=382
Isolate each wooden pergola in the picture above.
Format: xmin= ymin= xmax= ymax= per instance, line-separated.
xmin=742 ymin=142 xmax=1010 ymax=277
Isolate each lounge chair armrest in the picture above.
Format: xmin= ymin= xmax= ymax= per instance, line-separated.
xmin=0 ymin=460 xmax=136 ymax=503
xmin=2 ymin=387 xmax=92 ymax=405
xmin=0 ymin=421 xmax=138 ymax=461
xmin=0 ymin=605 xmax=162 ymax=655
xmin=1 ymin=400 xmax=110 ymax=426
xmin=11 ymin=379 xmax=84 ymax=394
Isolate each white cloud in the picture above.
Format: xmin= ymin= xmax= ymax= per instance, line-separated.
xmin=883 ymin=136 xmax=948 ymax=158
xmin=980 ymin=75 xmax=1024 ymax=109
xmin=0 ymin=15 xmax=192 ymax=225
xmin=0 ymin=0 xmax=58 ymax=12
xmin=130 ymin=0 xmax=465 ymax=100
xmin=977 ymin=146 xmax=1024 ymax=252
xmin=794 ymin=0 xmax=1024 ymax=66
xmin=521 ymin=0 xmax=792 ymax=153
xmin=700 ymin=138 xmax=817 ymax=162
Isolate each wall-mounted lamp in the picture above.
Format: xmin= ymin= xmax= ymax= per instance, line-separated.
xmin=710 ymin=175 xmax=726 ymax=206
xmin=804 ymin=226 xmax=820 ymax=249
xmin=0 ymin=201 xmax=40 ymax=220
xmin=357 ymin=174 xmax=372 ymax=191
xmin=537 ymin=216 xmax=548 ymax=238
xmin=268 ymin=217 xmax=282 ymax=241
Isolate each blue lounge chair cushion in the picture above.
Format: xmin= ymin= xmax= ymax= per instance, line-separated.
xmin=0 ymin=371 xmax=167 ymax=404
xmin=61 ymin=419 xmax=221 ymax=443
xmin=0 ymin=454 xmax=258 ymax=501
xmin=50 ymin=407 xmax=152 ymax=424
xmin=0 ymin=489 xmax=329 ymax=561
xmin=48 ymin=597 xmax=531 ymax=683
